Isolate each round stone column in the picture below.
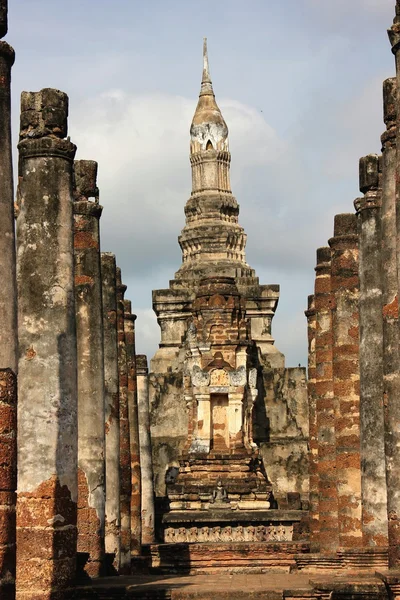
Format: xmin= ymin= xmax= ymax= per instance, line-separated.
xmin=116 ymin=269 xmax=131 ymax=573
xmin=101 ymin=253 xmax=121 ymax=570
xmin=137 ymin=355 xmax=155 ymax=544
xmin=381 ymin=76 xmax=400 ymax=567
xmin=16 ymin=88 xmax=78 ymax=600
xmin=123 ymin=301 xmax=142 ymax=557
xmin=0 ymin=11 xmax=17 ymax=597
xmin=314 ymin=246 xmax=339 ymax=554
xmin=355 ymin=154 xmax=388 ymax=549
xmin=305 ymin=295 xmax=318 ymax=549
xmin=329 ymin=213 xmax=361 ymax=550
xmin=73 ymin=160 xmax=105 ymax=577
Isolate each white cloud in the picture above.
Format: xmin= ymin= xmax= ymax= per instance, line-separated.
xmin=306 ymin=0 xmax=393 ymax=17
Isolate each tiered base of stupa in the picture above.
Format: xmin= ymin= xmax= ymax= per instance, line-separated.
xmin=147 ymin=449 xmax=309 ymax=573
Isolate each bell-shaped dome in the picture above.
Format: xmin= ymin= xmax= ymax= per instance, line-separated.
xmin=190 ymin=39 xmax=229 ymax=152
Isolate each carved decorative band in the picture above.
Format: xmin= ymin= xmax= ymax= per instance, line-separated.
xmin=164 ymin=523 xmax=294 ymax=544
xmin=354 ymin=195 xmax=381 ymax=213
xmin=18 ymin=137 xmax=77 ymax=161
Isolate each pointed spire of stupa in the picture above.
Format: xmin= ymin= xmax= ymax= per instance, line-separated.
xmin=191 ymin=38 xmax=228 ymax=152
xmin=200 ymin=37 xmax=213 ymax=96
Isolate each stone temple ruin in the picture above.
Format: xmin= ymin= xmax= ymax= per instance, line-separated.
xmin=4 ymin=0 xmax=400 ymax=598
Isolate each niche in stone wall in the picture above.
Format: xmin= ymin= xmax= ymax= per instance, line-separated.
xmin=211 ymin=394 xmax=229 ymax=451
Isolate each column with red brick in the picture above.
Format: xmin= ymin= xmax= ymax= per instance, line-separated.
xmin=329 ymin=214 xmax=362 ymax=551
xmin=116 ymin=269 xmax=131 ymax=572
xmin=137 ymin=355 xmax=155 ymax=544
xmin=73 ymin=160 xmax=105 ymax=577
xmin=314 ymin=246 xmax=339 ymax=554
xmin=305 ymin=295 xmax=318 ymax=550
xmin=355 ymin=155 xmax=388 ymax=550
xmin=16 ymin=89 xmax=78 ymax=599
xmin=381 ymin=76 xmax=400 ymax=567
xmin=101 ymin=253 xmax=121 ymax=570
xmin=0 ymin=2 xmax=17 ymax=598
xmin=124 ymin=301 xmax=142 ymax=556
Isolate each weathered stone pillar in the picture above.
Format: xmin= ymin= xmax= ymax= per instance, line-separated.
xmin=101 ymin=253 xmax=121 ymax=570
xmin=305 ymin=295 xmax=318 ymax=549
xmin=123 ymin=300 xmax=142 ymax=556
xmin=0 ymin=4 xmax=17 ymax=597
xmin=16 ymin=89 xmax=78 ymax=599
xmin=314 ymin=246 xmax=339 ymax=554
xmin=381 ymin=77 xmax=400 ymax=567
xmin=137 ymin=355 xmax=155 ymax=544
xmin=355 ymin=155 xmax=388 ymax=549
xmin=329 ymin=213 xmax=361 ymax=549
xmin=116 ymin=269 xmax=131 ymax=572
xmin=74 ymin=160 xmax=105 ymax=577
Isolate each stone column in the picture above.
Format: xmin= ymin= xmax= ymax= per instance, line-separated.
xmin=116 ymin=269 xmax=131 ymax=572
xmin=101 ymin=253 xmax=121 ymax=570
xmin=73 ymin=160 xmax=105 ymax=577
xmin=314 ymin=246 xmax=339 ymax=554
xmin=329 ymin=213 xmax=361 ymax=549
xmin=137 ymin=355 xmax=155 ymax=544
xmin=123 ymin=300 xmax=141 ymax=557
xmin=381 ymin=77 xmax=400 ymax=567
xmin=355 ymin=154 xmax=388 ymax=549
xmin=305 ymin=295 xmax=318 ymax=549
xmin=16 ymin=89 xmax=78 ymax=599
xmin=0 ymin=4 xmax=17 ymax=597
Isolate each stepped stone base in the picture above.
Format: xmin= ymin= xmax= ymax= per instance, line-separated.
xmin=295 ymin=547 xmax=388 ymax=573
xmin=143 ymin=541 xmax=310 ymax=574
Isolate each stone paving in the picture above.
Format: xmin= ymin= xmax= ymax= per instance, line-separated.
xmin=75 ymin=572 xmax=314 ymax=599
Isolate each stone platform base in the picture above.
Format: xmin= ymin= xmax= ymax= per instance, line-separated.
xmin=72 ymin=572 xmax=390 ymax=600
xmin=143 ymin=541 xmax=310 ymax=574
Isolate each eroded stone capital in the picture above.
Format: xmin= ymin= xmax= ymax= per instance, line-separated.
xmin=18 ymin=135 xmax=76 ymax=161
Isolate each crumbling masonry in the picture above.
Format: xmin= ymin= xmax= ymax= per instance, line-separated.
xmin=5 ymin=0 xmax=400 ymax=598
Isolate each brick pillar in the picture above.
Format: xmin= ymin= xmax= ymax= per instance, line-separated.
xmin=116 ymin=269 xmax=131 ymax=572
xmin=381 ymin=77 xmax=400 ymax=567
xmin=314 ymin=246 xmax=339 ymax=554
xmin=137 ymin=355 xmax=155 ymax=544
xmin=355 ymin=155 xmax=388 ymax=549
xmin=0 ymin=5 xmax=17 ymax=597
xmin=73 ymin=160 xmax=105 ymax=577
xmin=16 ymin=89 xmax=78 ymax=599
xmin=329 ymin=214 xmax=361 ymax=549
xmin=123 ymin=301 xmax=142 ymax=557
xmin=101 ymin=253 xmax=121 ymax=570
xmin=305 ymin=295 xmax=318 ymax=550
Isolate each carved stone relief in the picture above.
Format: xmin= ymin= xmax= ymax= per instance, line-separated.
xmin=210 ymin=368 xmax=229 ymax=386
xmin=164 ymin=523 xmax=294 ymax=543
xmin=229 ymin=366 xmax=246 ymax=386
xmin=191 ymin=365 xmax=210 ymax=387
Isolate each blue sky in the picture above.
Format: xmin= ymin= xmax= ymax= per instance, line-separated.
xmin=7 ymin=0 xmax=396 ymax=366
